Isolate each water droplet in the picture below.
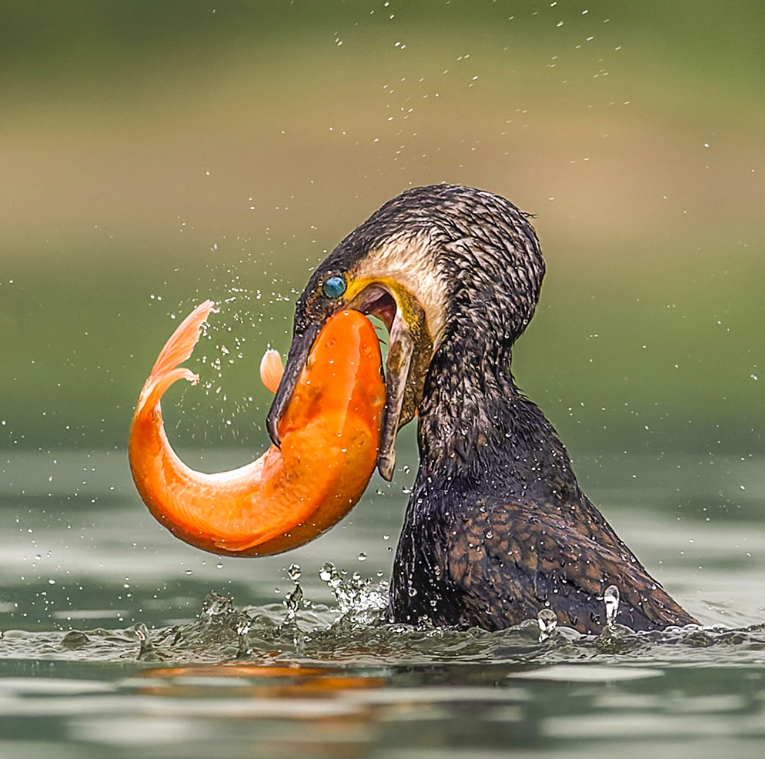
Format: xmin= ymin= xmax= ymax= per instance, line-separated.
xmin=201 ymin=591 xmax=235 ymax=619
xmin=408 ymin=586 xmax=418 ymax=597
xmin=185 ymin=569 xmax=193 ymax=576
xmin=235 ymin=611 xmax=253 ymax=657
xmin=603 ymin=585 xmax=620 ymax=627
xmin=319 ymin=562 xmax=337 ymax=583
xmin=216 ymin=563 xmax=223 ymax=570
xmin=357 ymin=552 xmax=367 ymax=562
xmin=284 ymin=573 xmax=304 ymax=625
xmin=235 ymin=612 xmax=251 ymax=637
xmin=537 ymin=609 xmax=557 ymax=642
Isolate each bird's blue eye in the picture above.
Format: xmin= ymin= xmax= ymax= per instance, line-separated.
xmin=323 ymin=276 xmax=347 ymax=299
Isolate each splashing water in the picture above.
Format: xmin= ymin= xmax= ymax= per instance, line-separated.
xmin=1 ymin=563 xmax=763 ymax=669
xmin=284 ymin=563 xmax=304 ymax=624
xmin=319 ymin=561 xmax=388 ymax=625
xmin=166 ymin=267 xmax=294 ymax=445
xmin=135 ymin=621 xmax=168 ymax=662
xmin=0 ymin=574 xmax=763 ymax=669
xmin=283 ymin=563 xmax=306 ymax=654
xmin=595 ymin=585 xmax=639 ymax=654
xmin=537 ymin=609 xmax=558 ymax=642
xmin=603 ymin=585 xmax=620 ymax=628
xmin=234 ymin=611 xmax=253 ymax=658
xmin=201 ymin=591 xmax=237 ymax=620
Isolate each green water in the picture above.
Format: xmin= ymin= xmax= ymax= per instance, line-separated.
xmin=1 ymin=442 xmax=765 ymax=757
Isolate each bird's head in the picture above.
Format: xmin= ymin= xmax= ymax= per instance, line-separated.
xmin=267 ymin=185 xmax=545 ymax=480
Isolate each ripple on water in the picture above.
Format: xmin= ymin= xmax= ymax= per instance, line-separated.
xmin=0 ymin=576 xmax=763 ymax=759
xmin=0 ymin=569 xmax=764 ymax=670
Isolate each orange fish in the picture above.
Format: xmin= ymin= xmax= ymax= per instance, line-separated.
xmin=128 ymin=301 xmax=384 ymax=556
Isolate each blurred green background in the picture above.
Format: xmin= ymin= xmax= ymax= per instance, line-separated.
xmin=0 ymin=0 xmax=763 ymax=459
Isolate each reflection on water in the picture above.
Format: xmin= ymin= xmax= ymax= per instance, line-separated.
xmin=0 ymin=448 xmax=764 ymax=758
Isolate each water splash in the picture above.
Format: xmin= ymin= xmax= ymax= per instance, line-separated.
xmin=3 ymin=568 xmax=757 ymax=668
xmin=603 ymin=585 xmax=620 ymax=629
xmin=168 ymin=268 xmax=293 ymax=445
xmin=201 ymin=591 xmax=237 ymax=621
xmin=319 ymin=562 xmax=344 ymax=600
xmin=283 ymin=563 xmax=306 ymax=654
xmin=134 ymin=622 xmax=167 ymax=662
xmin=234 ymin=611 xmax=253 ymax=658
xmin=537 ymin=609 xmax=558 ymax=642
xmin=319 ymin=562 xmax=388 ymax=625
xmin=595 ymin=585 xmax=640 ymax=654
xmin=284 ymin=563 xmax=304 ymax=624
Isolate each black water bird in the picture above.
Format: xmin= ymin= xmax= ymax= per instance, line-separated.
xmin=268 ymin=184 xmax=697 ymax=634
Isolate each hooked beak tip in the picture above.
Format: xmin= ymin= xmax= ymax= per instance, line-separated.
xmin=266 ymin=412 xmax=281 ymax=448
xmin=377 ymin=451 xmax=395 ymax=482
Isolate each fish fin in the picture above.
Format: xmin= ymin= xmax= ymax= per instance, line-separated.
xmin=150 ymin=300 xmax=216 ymax=379
xmin=137 ymin=300 xmax=215 ymax=413
xmin=259 ymin=349 xmax=284 ymax=394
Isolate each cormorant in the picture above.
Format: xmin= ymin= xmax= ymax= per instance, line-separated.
xmin=267 ymin=184 xmax=697 ymax=634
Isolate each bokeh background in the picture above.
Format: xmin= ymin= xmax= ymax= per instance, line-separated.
xmin=0 ymin=0 xmax=763 ymax=499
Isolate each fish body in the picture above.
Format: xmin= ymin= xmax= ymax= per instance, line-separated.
xmin=129 ymin=302 xmax=384 ymax=556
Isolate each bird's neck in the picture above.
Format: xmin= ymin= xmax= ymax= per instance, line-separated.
xmin=415 ymin=337 xmax=582 ymax=505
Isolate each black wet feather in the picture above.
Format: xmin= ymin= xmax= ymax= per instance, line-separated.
xmin=303 ymin=184 xmax=697 ymax=635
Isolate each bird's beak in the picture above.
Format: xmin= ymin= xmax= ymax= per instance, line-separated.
xmin=266 ymin=322 xmax=320 ymax=448
xmin=267 ymin=280 xmax=434 ymax=482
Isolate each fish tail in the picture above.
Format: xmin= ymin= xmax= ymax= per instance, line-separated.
xmin=136 ymin=300 xmax=216 ymax=415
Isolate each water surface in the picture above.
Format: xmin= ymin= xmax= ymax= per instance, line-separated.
xmin=0 ymin=446 xmax=764 ymax=757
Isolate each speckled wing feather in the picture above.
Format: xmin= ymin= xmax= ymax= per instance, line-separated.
xmin=446 ymin=497 xmax=696 ymax=634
